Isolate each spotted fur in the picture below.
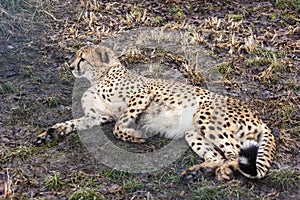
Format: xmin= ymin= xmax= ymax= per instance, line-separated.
xmin=37 ymin=45 xmax=276 ymax=180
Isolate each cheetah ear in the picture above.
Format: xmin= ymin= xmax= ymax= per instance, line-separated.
xmin=94 ymin=46 xmax=117 ymax=65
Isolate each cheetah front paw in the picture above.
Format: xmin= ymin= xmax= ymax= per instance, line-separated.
xmin=35 ymin=125 xmax=71 ymax=146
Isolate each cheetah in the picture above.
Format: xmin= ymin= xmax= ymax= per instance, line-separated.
xmin=37 ymin=45 xmax=276 ymax=180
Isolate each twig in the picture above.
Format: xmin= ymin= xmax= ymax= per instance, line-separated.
xmin=38 ymin=9 xmax=62 ymax=21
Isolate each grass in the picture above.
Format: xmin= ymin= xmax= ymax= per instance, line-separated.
xmin=215 ymin=62 xmax=234 ymax=75
xmin=192 ymin=182 xmax=249 ymax=200
xmin=231 ymin=14 xmax=243 ymax=21
xmin=170 ymin=7 xmax=186 ymax=21
xmin=275 ymin=0 xmax=300 ymax=11
xmin=69 ymin=188 xmax=105 ymax=200
xmin=123 ymin=178 xmax=144 ymax=193
xmin=44 ymin=171 xmax=106 ymax=199
xmin=0 ymin=81 xmax=19 ymax=94
xmin=0 ymin=144 xmax=38 ymax=163
xmin=65 ymin=171 xmax=101 ymax=189
xmin=179 ymin=151 xmax=200 ymax=170
xmin=102 ymin=169 xmax=144 ymax=192
xmin=288 ymin=125 xmax=300 ymax=136
xmin=44 ymin=171 xmax=63 ymax=191
xmin=245 ymin=49 xmax=285 ymax=68
xmin=121 ymin=6 xmax=149 ymax=26
xmin=244 ymin=48 xmax=287 ymax=84
xmin=25 ymin=66 xmax=43 ymax=85
xmin=102 ymin=169 xmax=134 ymax=181
xmin=259 ymin=169 xmax=300 ymax=191
xmin=244 ymin=56 xmax=270 ymax=67
xmin=59 ymin=63 xmax=75 ymax=85
xmin=279 ymin=105 xmax=295 ymax=120
xmin=9 ymin=102 xmax=32 ymax=125
xmin=150 ymin=170 xmax=180 ymax=185
xmin=46 ymin=96 xmax=60 ymax=107
xmin=0 ymin=0 xmax=48 ymax=37
xmin=192 ymin=186 xmax=222 ymax=200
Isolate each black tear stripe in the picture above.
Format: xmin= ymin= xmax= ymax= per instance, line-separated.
xmin=77 ymin=57 xmax=85 ymax=71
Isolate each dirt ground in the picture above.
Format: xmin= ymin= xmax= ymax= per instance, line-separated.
xmin=0 ymin=0 xmax=299 ymax=199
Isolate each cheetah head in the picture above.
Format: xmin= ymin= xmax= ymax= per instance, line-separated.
xmin=69 ymin=45 xmax=119 ymax=80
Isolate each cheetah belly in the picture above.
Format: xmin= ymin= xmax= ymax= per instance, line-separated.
xmin=137 ymin=102 xmax=197 ymax=139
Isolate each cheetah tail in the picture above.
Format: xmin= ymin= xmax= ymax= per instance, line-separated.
xmin=238 ymin=129 xmax=276 ymax=179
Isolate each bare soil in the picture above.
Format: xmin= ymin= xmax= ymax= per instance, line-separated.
xmin=0 ymin=0 xmax=299 ymax=199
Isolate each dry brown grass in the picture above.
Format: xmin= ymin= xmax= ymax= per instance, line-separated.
xmin=0 ymin=0 xmax=50 ymax=38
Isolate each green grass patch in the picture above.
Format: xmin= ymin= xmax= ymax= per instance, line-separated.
xmin=21 ymin=65 xmax=43 ymax=84
xmin=0 ymin=144 xmax=38 ymax=163
xmin=64 ymin=171 xmax=104 ymax=193
xmin=275 ymin=0 xmax=300 ymax=11
xmin=0 ymin=81 xmax=19 ymax=94
xmin=69 ymin=188 xmax=105 ymax=200
xmin=44 ymin=171 xmax=63 ymax=191
xmin=123 ymin=178 xmax=144 ymax=193
xmin=102 ymin=169 xmax=144 ymax=192
xmin=215 ymin=62 xmax=234 ymax=75
xmin=46 ymin=96 xmax=60 ymax=107
xmin=245 ymin=49 xmax=286 ymax=72
xmin=102 ymin=169 xmax=134 ymax=181
xmin=244 ymin=56 xmax=270 ymax=67
xmin=170 ymin=7 xmax=186 ymax=21
xmin=192 ymin=183 xmax=248 ymax=200
xmin=192 ymin=186 xmax=222 ymax=200
xmin=279 ymin=105 xmax=295 ymax=120
xmin=150 ymin=170 xmax=180 ymax=185
xmin=260 ymin=169 xmax=300 ymax=191
xmin=288 ymin=125 xmax=300 ymax=136
xmin=252 ymin=49 xmax=283 ymax=57
xmin=179 ymin=151 xmax=199 ymax=168
xmin=285 ymin=80 xmax=299 ymax=91
xmin=231 ymin=14 xmax=243 ymax=21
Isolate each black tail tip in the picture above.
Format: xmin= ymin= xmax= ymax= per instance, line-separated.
xmin=238 ymin=140 xmax=259 ymax=178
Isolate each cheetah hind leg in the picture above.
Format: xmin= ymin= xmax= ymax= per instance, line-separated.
xmin=215 ymin=159 xmax=239 ymax=180
xmin=181 ymin=161 xmax=220 ymax=182
xmin=181 ymin=129 xmax=225 ymax=181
